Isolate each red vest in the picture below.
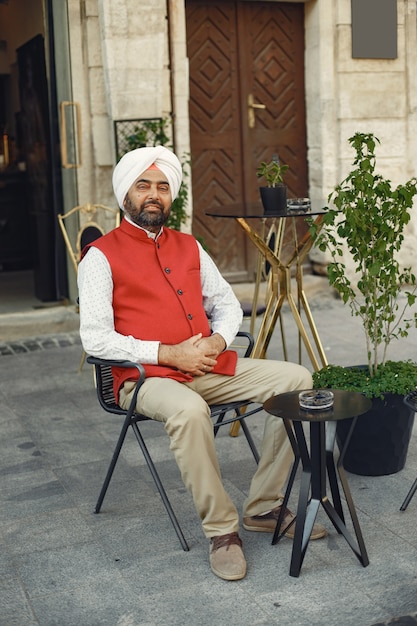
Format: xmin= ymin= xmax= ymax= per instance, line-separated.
xmin=87 ymin=219 xmax=237 ymax=397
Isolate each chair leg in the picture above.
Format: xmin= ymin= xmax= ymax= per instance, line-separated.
xmin=213 ymin=409 xmax=226 ymax=436
xmin=239 ymin=419 xmax=260 ymax=464
xmin=400 ymin=477 xmax=417 ymax=511
xmin=213 ymin=407 xmax=261 ymax=463
xmin=131 ymin=422 xmax=189 ymax=551
xmin=95 ymin=416 xmax=131 ymax=514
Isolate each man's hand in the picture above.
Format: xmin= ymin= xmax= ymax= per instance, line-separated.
xmin=158 ymin=333 xmax=226 ymax=376
xmin=195 ymin=333 xmax=226 ymax=358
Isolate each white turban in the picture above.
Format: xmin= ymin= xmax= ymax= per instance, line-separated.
xmin=112 ymin=146 xmax=183 ymax=209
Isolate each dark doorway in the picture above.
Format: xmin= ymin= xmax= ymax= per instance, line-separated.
xmin=0 ymin=0 xmax=67 ymax=310
xmin=17 ymin=34 xmax=62 ymax=302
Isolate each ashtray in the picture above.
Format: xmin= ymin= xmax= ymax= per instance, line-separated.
xmin=287 ymin=198 xmax=311 ymax=213
xmin=299 ymin=390 xmax=334 ymax=410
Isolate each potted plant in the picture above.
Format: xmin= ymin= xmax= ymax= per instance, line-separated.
xmin=310 ymin=131 xmax=417 ymax=476
xmin=256 ymin=155 xmax=289 ymax=216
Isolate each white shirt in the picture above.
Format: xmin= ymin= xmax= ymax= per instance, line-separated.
xmin=77 ymin=221 xmax=243 ymax=364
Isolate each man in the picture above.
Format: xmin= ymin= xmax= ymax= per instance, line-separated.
xmin=78 ymin=146 xmax=325 ymax=581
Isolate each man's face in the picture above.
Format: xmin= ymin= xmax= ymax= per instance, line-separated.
xmin=123 ymin=168 xmax=172 ymax=232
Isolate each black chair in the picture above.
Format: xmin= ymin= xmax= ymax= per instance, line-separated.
xmin=87 ymin=331 xmax=262 ymax=551
xmin=400 ymin=391 xmax=417 ymax=511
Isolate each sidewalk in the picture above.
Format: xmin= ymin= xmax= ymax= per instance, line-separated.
xmin=0 ymin=279 xmax=416 ymax=626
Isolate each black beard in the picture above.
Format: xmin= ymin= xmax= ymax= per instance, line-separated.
xmin=132 ymin=210 xmax=167 ymax=228
xmin=124 ymin=198 xmax=169 ymax=229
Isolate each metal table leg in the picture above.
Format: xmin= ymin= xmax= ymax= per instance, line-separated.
xmin=400 ymin=477 xmax=417 ymax=511
xmin=273 ymin=417 xmax=369 ymax=576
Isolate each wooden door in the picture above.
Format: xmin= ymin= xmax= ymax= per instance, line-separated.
xmin=186 ymin=1 xmax=308 ymax=281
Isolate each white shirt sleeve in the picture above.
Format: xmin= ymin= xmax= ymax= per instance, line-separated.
xmin=77 ymin=240 xmax=243 ymax=362
xmin=198 ymin=242 xmax=243 ymax=347
xmin=78 ymin=247 xmax=160 ymax=362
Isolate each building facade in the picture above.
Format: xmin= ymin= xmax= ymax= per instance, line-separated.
xmin=1 ymin=0 xmax=416 ymax=303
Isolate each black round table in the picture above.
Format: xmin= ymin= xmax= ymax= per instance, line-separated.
xmin=263 ymin=389 xmax=372 ymax=577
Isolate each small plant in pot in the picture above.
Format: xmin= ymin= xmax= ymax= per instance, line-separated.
xmin=256 ymin=155 xmax=289 ymax=216
xmin=310 ymin=131 xmax=417 ymax=476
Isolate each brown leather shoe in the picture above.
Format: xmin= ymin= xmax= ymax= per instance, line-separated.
xmin=209 ymin=532 xmax=247 ymax=581
xmin=243 ymin=505 xmax=327 ymax=540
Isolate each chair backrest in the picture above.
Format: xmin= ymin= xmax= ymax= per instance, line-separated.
xmin=57 ymin=203 xmax=120 ymax=275
xmin=94 ymin=363 xmax=126 ymax=416
xmin=79 ymin=224 xmax=104 ymax=250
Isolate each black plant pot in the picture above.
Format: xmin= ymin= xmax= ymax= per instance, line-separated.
xmin=259 ymin=185 xmax=287 ymax=216
xmin=336 ymin=393 xmax=415 ymax=476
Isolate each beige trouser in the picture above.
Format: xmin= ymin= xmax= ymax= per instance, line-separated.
xmin=119 ymin=358 xmax=312 ymax=538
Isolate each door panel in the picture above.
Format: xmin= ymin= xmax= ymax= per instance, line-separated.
xmin=186 ymin=2 xmax=249 ymax=280
xmin=186 ymin=1 xmax=308 ymax=279
xmin=239 ymin=2 xmax=308 ymax=200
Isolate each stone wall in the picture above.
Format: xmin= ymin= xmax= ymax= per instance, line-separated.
xmin=68 ymin=0 xmax=191 ymax=226
xmin=68 ymin=0 xmax=417 ymax=272
xmin=307 ymin=0 xmax=417 ymax=272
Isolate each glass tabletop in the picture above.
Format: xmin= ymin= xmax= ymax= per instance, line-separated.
xmin=205 ymin=199 xmax=328 ymax=219
xmin=263 ymin=389 xmax=372 ymax=423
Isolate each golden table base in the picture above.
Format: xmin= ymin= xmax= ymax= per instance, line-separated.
xmin=206 ymin=205 xmax=329 ymax=438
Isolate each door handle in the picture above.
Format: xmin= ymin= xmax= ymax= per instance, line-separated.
xmin=248 ymin=94 xmax=266 ymax=129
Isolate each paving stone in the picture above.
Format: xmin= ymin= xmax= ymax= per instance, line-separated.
xmin=0 ymin=291 xmax=416 ymax=625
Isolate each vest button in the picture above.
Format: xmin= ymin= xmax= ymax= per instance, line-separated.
xmin=165 ymin=268 xmax=171 ymax=273
xmin=177 ymin=289 xmax=183 ymax=295
xmin=187 ymin=314 xmax=193 ymax=320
